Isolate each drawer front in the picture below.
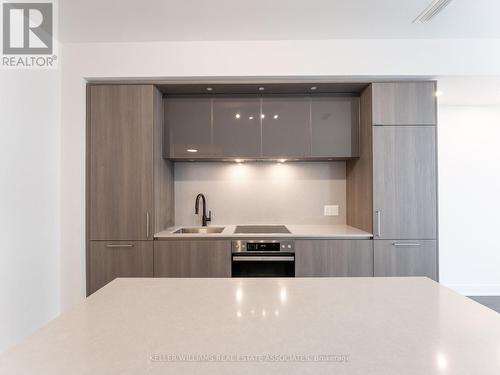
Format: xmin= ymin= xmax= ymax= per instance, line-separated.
xmin=374 ymin=240 xmax=437 ymax=280
xmin=89 ymin=241 xmax=153 ymax=294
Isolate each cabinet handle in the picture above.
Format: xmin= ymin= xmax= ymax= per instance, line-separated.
xmin=375 ymin=210 xmax=381 ymax=237
xmin=146 ymin=211 xmax=150 ymax=239
xmin=106 ymin=244 xmax=134 ymax=248
xmin=392 ymin=243 xmax=420 ymax=247
xmin=232 ymin=256 xmax=295 ymax=262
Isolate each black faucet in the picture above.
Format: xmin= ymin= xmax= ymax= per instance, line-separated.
xmin=195 ymin=193 xmax=212 ymax=227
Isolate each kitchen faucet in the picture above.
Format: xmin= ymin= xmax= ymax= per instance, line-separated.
xmin=195 ymin=193 xmax=212 ymax=227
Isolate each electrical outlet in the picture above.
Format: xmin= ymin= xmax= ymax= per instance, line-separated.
xmin=324 ymin=205 xmax=339 ymax=216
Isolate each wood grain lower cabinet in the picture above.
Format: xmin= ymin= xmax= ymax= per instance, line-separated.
xmin=295 ymin=240 xmax=373 ymax=277
xmin=89 ymin=241 xmax=154 ymax=294
xmin=374 ymin=240 xmax=437 ymax=280
xmin=154 ymin=240 xmax=231 ymax=277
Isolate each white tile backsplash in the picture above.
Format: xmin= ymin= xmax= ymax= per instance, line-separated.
xmin=174 ymin=161 xmax=346 ymax=226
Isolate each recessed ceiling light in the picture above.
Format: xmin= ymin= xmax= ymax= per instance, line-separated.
xmin=235 ymin=113 xmax=241 ymax=119
xmin=273 ymin=114 xmax=279 ymax=119
xmin=261 ymin=114 xmax=265 ymax=119
xmin=310 ymin=86 xmax=317 ymax=91
xmin=248 ymin=116 xmax=254 ymax=120
xmin=435 ymin=90 xmax=444 ymax=97
xmin=258 ymin=87 xmax=265 ymax=91
xmin=186 ymin=149 xmax=198 ymax=153
xmin=206 ymin=87 xmax=213 ymax=91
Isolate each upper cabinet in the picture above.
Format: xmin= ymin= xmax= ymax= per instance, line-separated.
xmin=165 ymin=94 xmax=360 ymax=160
xmin=212 ymin=96 xmax=261 ymax=158
xmin=311 ymin=96 xmax=360 ymax=158
xmin=261 ymin=96 xmax=311 ymax=157
xmin=372 ymin=82 xmax=437 ymax=125
xmin=89 ymin=85 xmax=155 ymax=240
xmin=165 ymin=97 xmax=212 ymax=158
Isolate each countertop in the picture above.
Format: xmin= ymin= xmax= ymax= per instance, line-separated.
xmin=1 ymin=277 xmax=499 ymax=374
xmin=154 ymin=224 xmax=373 ymax=239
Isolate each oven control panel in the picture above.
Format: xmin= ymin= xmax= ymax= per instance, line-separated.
xmin=232 ymin=239 xmax=295 ymax=253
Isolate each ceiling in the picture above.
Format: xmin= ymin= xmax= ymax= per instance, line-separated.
xmin=59 ymin=0 xmax=500 ymax=43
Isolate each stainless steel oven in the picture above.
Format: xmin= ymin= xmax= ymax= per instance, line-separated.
xmin=231 ymin=239 xmax=295 ymax=277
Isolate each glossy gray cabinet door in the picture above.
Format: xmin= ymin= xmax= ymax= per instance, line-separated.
xmin=165 ymin=97 xmax=212 ymax=158
xmin=373 ymin=126 xmax=437 ymax=239
xmin=295 ymin=240 xmax=373 ymax=277
xmin=311 ymin=96 xmax=360 ymax=158
xmin=372 ymin=82 xmax=436 ymax=125
xmin=212 ymin=97 xmax=261 ymax=157
xmin=374 ymin=240 xmax=437 ymax=280
xmin=261 ymin=96 xmax=311 ymax=157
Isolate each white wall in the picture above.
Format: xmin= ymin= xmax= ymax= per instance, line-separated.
xmin=175 ymin=162 xmax=346 ymax=226
xmin=59 ymin=40 xmax=500 ymax=311
xmin=438 ymin=105 xmax=500 ymax=295
xmin=0 ymin=70 xmax=60 ymax=352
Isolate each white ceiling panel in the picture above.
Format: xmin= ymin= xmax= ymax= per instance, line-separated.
xmin=59 ymin=0 xmax=500 ymax=42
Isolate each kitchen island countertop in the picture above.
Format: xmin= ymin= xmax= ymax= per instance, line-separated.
xmin=1 ymin=277 xmax=499 ymax=374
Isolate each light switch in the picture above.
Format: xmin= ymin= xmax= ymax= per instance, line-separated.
xmin=324 ymin=205 xmax=339 ymax=216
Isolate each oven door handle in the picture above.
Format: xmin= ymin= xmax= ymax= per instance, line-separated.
xmin=232 ymin=256 xmax=295 ymax=262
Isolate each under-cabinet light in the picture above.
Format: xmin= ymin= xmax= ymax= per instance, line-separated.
xmin=186 ymin=149 xmax=198 ymax=153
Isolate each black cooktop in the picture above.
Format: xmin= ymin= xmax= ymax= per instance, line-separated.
xmin=234 ymin=225 xmax=291 ymax=234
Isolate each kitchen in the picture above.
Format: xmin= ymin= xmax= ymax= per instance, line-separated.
xmin=1 ymin=1 xmax=500 ymax=374
xmin=86 ymin=81 xmax=437 ymax=292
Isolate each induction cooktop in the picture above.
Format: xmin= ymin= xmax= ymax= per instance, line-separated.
xmin=234 ymin=225 xmax=291 ymax=234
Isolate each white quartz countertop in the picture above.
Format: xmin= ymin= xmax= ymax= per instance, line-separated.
xmin=1 ymin=277 xmax=499 ymax=374
xmin=154 ymin=224 xmax=372 ymax=239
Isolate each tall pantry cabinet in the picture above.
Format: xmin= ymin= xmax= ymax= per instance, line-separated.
xmin=86 ymin=85 xmax=174 ymax=295
xmin=347 ymin=82 xmax=438 ymax=280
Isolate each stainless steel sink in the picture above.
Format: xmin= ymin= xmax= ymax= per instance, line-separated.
xmin=173 ymin=227 xmax=225 ymax=234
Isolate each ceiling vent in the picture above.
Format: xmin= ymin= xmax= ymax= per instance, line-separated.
xmin=413 ymin=0 xmax=454 ymax=23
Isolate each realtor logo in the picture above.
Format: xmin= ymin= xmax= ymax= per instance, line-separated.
xmin=1 ymin=1 xmax=57 ymax=68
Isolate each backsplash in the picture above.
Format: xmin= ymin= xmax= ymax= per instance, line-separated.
xmin=174 ymin=162 xmax=346 ymax=226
